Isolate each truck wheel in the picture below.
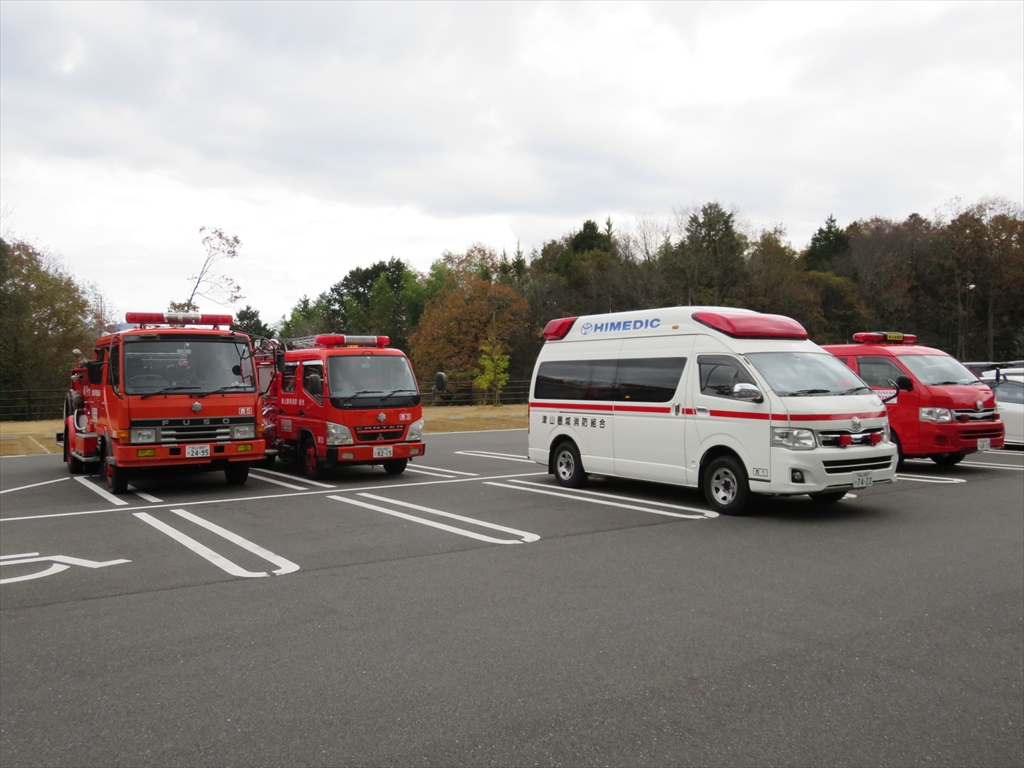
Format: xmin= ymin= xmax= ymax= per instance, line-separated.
xmin=64 ymin=428 xmax=84 ymax=475
xmin=703 ymin=455 xmax=749 ymax=515
xmin=258 ymin=453 xmax=276 ymax=469
xmin=225 ymin=462 xmax=250 ymax=485
xmin=931 ymin=453 xmax=965 ymax=467
xmin=106 ymin=459 xmax=129 ymax=494
xmin=383 ymin=458 xmax=408 ymax=475
xmin=552 ymin=441 xmax=586 ymax=488
xmin=810 ymin=490 xmax=847 ymax=504
xmin=301 ymin=437 xmax=326 ymax=480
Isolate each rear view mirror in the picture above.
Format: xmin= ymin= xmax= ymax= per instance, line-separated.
xmin=434 ymin=372 xmax=447 ymax=394
xmin=86 ymin=360 xmax=104 ymax=385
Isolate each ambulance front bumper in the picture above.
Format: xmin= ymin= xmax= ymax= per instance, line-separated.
xmin=763 ymin=444 xmax=898 ymax=495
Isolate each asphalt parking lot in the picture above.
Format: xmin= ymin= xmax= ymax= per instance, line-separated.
xmin=2 ymin=429 xmax=1022 ymax=767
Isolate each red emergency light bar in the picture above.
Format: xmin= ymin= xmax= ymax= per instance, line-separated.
xmin=125 ymin=312 xmax=233 ymax=327
xmin=852 ymin=332 xmax=917 ymax=344
xmin=543 ymin=317 xmax=577 ymax=340
xmin=692 ymin=311 xmax=808 ymax=340
xmin=314 ymin=334 xmax=390 ymax=348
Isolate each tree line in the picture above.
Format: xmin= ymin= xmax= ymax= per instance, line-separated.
xmin=2 ymin=197 xmax=1022 ymax=406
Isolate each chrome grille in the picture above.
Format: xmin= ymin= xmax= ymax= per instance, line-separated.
xmin=817 ymin=428 xmax=884 ymax=448
xmin=952 ymin=407 xmax=997 ymax=421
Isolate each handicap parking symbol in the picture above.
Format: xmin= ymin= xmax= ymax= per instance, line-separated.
xmin=0 ymin=553 xmax=131 ymax=584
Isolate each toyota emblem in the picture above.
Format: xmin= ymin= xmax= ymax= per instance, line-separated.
xmin=976 ymin=401 xmax=983 ymax=411
xmin=377 ymin=412 xmax=386 ymax=423
xmin=191 ymin=402 xmax=202 ymax=412
xmin=851 ymin=416 xmax=862 ymax=432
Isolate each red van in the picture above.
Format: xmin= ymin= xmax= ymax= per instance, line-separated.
xmin=823 ymin=333 xmax=1004 ymax=466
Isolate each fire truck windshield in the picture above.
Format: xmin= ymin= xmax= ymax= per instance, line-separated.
xmin=327 ymin=354 xmax=419 ymax=406
xmin=745 ymin=351 xmax=871 ymax=397
xmin=123 ymin=337 xmax=255 ymax=395
xmin=895 ymin=353 xmax=981 ymax=386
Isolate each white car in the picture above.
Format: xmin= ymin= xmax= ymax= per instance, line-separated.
xmin=982 ymin=370 xmax=1024 ymax=447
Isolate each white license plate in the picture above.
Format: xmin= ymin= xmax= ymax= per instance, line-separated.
xmin=373 ymin=446 xmax=393 ymax=458
xmin=854 ymin=471 xmax=873 ymax=488
xmin=185 ymin=444 xmax=211 ymax=458
xmin=978 ymin=438 xmax=991 ymax=450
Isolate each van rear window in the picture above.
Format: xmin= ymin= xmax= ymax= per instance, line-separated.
xmin=534 ymin=358 xmax=686 ymax=403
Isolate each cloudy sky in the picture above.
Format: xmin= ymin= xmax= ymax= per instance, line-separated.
xmin=1 ymin=1 xmax=1021 ymax=323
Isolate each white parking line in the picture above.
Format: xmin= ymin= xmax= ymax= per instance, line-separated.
xmin=250 ymin=467 xmax=335 ymax=488
xmin=246 ymin=472 xmax=310 ymax=491
xmin=73 ymin=476 xmax=130 ymax=506
xmin=128 ymin=486 xmax=163 ymax=503
xmin=0 ymin=477 xmax=70 ymax=495
xmin=488 ymin=480 xmax=715 ymax=519
xmin=506 ymin=479 xmax=717 ymax=517
xmin=407 ymin=464 xmax=479 ymax=476
xmin=403 ymin=467 xmax=460 ymax=478
xmin=456 ymin=450 xmax=535 ymax=463
xmin=133 ymin=509 xmax=299 ymax=577
xmin=960 ymin=462 xmax=1024 ymax=471
xmin=330 ymin=494 xmax=539 ymax=544
xmin=895 ymin=473 xmax=967 ymax=484
xmin=28 ymin=437 xmax=52 ymax=454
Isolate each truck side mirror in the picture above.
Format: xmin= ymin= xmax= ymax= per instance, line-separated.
xmin=275 ymin=350 xmax=285 ymax=373
xmin=307 ymin=372 xmax=322 ymax=398
xmin=86 ymin=360 xmax=104 ymax=385
xmin=434 ymin=371 xmax=447 ymax=394
xmin=894 ymin=375 xmax=913 ymax=391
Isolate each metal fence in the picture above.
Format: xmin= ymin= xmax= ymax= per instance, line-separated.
xmin=0 ymin=381 xmax=532 ymax=421
xmin=0 ymin=389 xmax=66 ymax=422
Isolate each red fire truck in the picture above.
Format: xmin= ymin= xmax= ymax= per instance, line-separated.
xmin=823 ymin=332 xmax=1004 ymax=466
xmin=58 ymin=312 xmax=266 ymax=493
xmin=259 ymin=334 xmax=441 ymax=479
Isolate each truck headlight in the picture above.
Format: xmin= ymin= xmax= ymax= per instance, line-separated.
xmin=772 ymin=427 xmax=817 ymax=450
xmin=326 ymin=422 xmax=353 ymax=446
xmin=919 ymin=407 xmax=953 ymax=423
xmin=232 ymin=424 xmax=256 ymax=440
xmin=130 ymin=428 xmax=157 ymax=444
xmin=406 ymin=418 xmax=424 ymax=442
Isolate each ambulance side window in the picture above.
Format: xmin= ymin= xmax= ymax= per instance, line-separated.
xmin=281 ymin=363 xmax=298 ymax=393
xmin=110 ymin=344 xmax=121 ymax=394
xmin=857 ymin=357 xmax=904 ymax=388
xmin=698 ymin=356 xmax=755 ymax=399
xmin=616 ymin=358 xmax=687 ymax=402
xmin=302 ymin=363 xmax=323 ymax=403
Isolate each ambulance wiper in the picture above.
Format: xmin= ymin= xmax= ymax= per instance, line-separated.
xmin=140 ymin=385 xmax=202 ymax=399
xmin=837 ymin=385 xmax=872 ymax=395
xmin=785 ymin=388 xmax=832 ymax=396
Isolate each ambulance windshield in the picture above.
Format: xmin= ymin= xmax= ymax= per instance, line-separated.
xmin=745 ymin=352 xmax=871 ymax=397
xmin=327 ymin=354 xmax=419 ymax=406
xmin=123 ymin=337 xmax=255 ymax=396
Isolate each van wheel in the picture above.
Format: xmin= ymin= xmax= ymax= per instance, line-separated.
xmin=892 ymin=432 xmax=905 ymax=470
xmin=931 ymin=453 xmax=964 ymax=467
xmin=64 ymin=428 xmax=84 ymax=475
xmin=106 ymin=459 xmax=129 ymax=494
xmin=383 ymin=458 xmax=408 ymax=475
xmin=301 ymin=437 xmax=326 ymax=480
xmin=258 ymin=453 xmax=276 ymax=469
xmin=225 ymin=462 xmax=250 ymax=485
xmin=810 ymin=490 xmax=847 ymax=503
xmin=703 ymin=456 xmax=749 ymax=515
xmin=553 ymin=441 xmax=586 ymax=488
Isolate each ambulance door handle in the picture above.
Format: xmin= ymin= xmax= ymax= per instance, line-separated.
xmin=696 ymin=406 xmax=709 ymax=417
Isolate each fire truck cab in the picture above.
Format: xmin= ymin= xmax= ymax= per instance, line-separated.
xmin=59 ymin=312 xmax=266 ymax=493
xmin=261 ymin=334 xmax=430 ymax=479
xmin=822 ymin=333 xmax=1004 ymax=466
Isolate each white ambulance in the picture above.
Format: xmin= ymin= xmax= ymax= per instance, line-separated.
xmin=528 ymin=307 xmax=897 ymax=514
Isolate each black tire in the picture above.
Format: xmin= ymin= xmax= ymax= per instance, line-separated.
xmin=106 ymin=459 xmax=129 ymax=494
xmin=891 ymin=431 xmax=905 ymax=470
xmin=258 ymin=453 xmax=277 ymax=469
xmin=301 ymin=436 xmax=326 ymax=480
xmin=383 ymin=458 xmax=408 ymax=475
xmin=931 ymin=453 xmax=965 ymax=467
xmin=810 ymin=490 xmax=847 ymax=504
xmin=64 ymin=428 xmax=85 ymax=475
xmin=552 ymin=441 xmax=586 ymax=488
xmin=225 ymin=462 xmax=250 ymax=485
xmin=702 ymin=455 xmax=749 ymax=515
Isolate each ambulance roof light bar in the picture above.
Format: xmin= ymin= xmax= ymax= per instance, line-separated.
xmin=851 ymin=332 xmax=917 ymax=344
xmin=125 ymin=312 xmax=233 ymax=328
xmin=692 ymin=311 xmax=808 ymax=340
xmin=314 ymin=334 xmax=390 ymax=348
xmin=543 ymin=317 xmax=578 ymax=340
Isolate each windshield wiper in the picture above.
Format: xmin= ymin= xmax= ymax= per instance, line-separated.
xmin=139 ymin=385 xmax=202 ymax=399
xmin=349 ymin=389 xmax=384 ymax=397
xmin=200 ymin=385 xmax=252 ymax=396
xmin=384 ymin=388 xmax=418 ymax=397
xmin=933 ymin=380 xmax=977 ymax=386
xmin=784 ymin=388 xmax=832 ymax=397
xmin=837 ymin=385 xmax=873 ymax=395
